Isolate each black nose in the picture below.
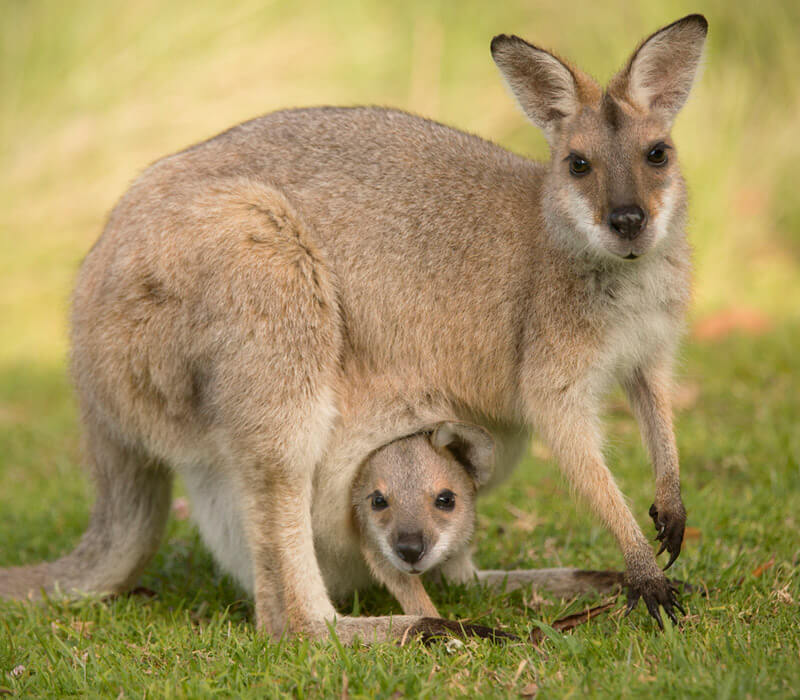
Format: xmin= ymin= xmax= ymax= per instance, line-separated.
xmin=609 ymin=205 xmax=647 ymax=240
xmin=395 ymin=532 xmax=425 ymax=564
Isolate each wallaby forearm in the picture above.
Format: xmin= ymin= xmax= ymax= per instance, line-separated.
xmin=623 ymin=364 xmax=686 ymax=569
xmin=624 ymin=365 xmax=682 ymax=499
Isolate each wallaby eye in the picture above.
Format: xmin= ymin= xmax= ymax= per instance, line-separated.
xmin=434 ymin=490 xmax=456 ymax=511
xmin=646 ymin=143 xmax=670 ymax=167
xmin=567 ymin=153 xmax=591 ymax=177
xmin=370 ymin=491 xmax=388 ymax=511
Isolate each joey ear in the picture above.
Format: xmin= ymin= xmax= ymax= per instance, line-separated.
xmin=491 ymin=35 xmax=591 ymax=139
xmin=611 ymin=14 xmax=708 ymax=122
xmin=431 ymin=422 xmax=494 ymax=487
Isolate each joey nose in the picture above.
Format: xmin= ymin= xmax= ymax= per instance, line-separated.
xmin=395 ymin=532 xmax=425 ymax=564
xmin=609 ymin=205 xmax=647 ymax=240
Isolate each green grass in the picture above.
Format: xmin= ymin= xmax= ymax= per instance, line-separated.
xmin=1 ymin=0 xmax=799 ymax=697
xmin=2 ymin=327 xmax=799 ymax=697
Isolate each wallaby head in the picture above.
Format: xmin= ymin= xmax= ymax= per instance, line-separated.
xmin=491 ymin=14 xmax=707 ymax=261
xmin=352 ymin=422 xmax=494 ymax=576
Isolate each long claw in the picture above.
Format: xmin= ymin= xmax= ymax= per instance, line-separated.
xmin=624 ymin=594 xmax=640 ymax=617
xmin=645 ymin=598 xmax=664 ymax=630
xmin=664 ymin=605 xmax=679 ymax=626
xmin=663 ymin=550 xmax=680 ymax=571
xmin=673 ymin=599 xmax=686 ymax=616
xmin=648 ymin=502 xmax=686 ymax=573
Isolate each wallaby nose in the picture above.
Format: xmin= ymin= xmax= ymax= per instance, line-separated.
xmin=609 ymin=205 xmax=647 ymax=240
xmin=395 ymin=532 xmax=425 ymax=564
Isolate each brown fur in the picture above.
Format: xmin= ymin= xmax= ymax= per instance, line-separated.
xmin=352 ymin=425 xmax=491 ymax=618
xmin=0 ymin=15 xmax=707 ymax=640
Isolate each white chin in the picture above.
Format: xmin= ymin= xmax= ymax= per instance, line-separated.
xmin=389 ymin=554 xmax=436 ymax=575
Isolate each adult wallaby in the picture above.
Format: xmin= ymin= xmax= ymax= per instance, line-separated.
xmin=0 ymin=14 xmax=706 ymax=639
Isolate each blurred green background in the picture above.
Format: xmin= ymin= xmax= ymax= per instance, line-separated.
xmin=1 ymin=0 xmax=799 ymax=371
xmin=2 ymin=3 xmax=799 ymax=695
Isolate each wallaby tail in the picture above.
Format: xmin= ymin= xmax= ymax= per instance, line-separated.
xmin=0 ymin=425 xmax=172 ymax=600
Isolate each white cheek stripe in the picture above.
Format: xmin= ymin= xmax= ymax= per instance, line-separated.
xmin=650 ymin=185 xmax=676 ymax=245
xmin=566 ymin=189 xmax=607 ymax=250
xmin=374 ymin=526 xmax=404 ymax=569
xmin=423 ymin=531 xmax=452 ymax=571
xmin=567 ymin=184 xmax=679 ymax=252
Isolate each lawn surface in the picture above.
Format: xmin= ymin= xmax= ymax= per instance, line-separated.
xmin=1 ymin=1 xmax=799 ymax=697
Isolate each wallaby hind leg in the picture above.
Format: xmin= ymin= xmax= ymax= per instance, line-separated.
xmin=236 ymin=454 xmax=339 ymax=638
xmin=0 ymin=421 xmax=172 ymax=599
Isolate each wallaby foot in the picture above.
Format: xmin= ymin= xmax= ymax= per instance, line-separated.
xmin=439 ymin=550 xmax=694 ymax=626
xmin=623 ymin=569 xmax=686 ymax=630
xmin=303 ymin=615 xmax=516 ymax=645
xmin=477 ymin=566 xmax=691 ymax=628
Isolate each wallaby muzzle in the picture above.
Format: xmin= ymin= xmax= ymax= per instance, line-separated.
xmin=394 ymin=531 xmax=425 ymax=565
xmin=609 ymin=205 xmax=647 ymax=240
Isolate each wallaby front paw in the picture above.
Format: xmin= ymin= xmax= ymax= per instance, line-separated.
xmin=649 ymin=499 xmax=686 ymax=570
xmin=624 ymin=571 xmax=685 ymax=630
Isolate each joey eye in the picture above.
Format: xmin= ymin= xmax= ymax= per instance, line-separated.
xmin=646 ymin=143 xmax=670 ymax=167
xmin=434 ymin=490 xmax=456 ymax=511
xmin=370 ymin=491 xmax=388 ymax=511
xmin=567 ymin=154 xmax=591 ymax=177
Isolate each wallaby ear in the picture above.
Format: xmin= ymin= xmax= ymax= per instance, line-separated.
xmin=431 ymin=422 xmax=494 ymax=487
xmin=611 ymin=14 xmax=708 ymax=122
xmin=491 ymin=34 xmax=585 ymax=138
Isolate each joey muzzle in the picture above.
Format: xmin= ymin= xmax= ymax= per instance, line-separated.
xmin=394 ymin=531 xmax=425 ymax=565
xmin=609 ymin=205 xmax=647 ymax=241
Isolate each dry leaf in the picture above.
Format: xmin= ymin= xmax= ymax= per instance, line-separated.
xmin=772 ymin=585 xmax=794 ymax=605
xmin=520 ymin=681 xmax=539 ymax=697
xmin=512 ymin=659 xmax=528 ymax=684
xmin=752 ymin=555 xmax=775 ymax=578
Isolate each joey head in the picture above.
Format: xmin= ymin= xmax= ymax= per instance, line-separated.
xmin=352 ymin=422 xmax=493 ymax=617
